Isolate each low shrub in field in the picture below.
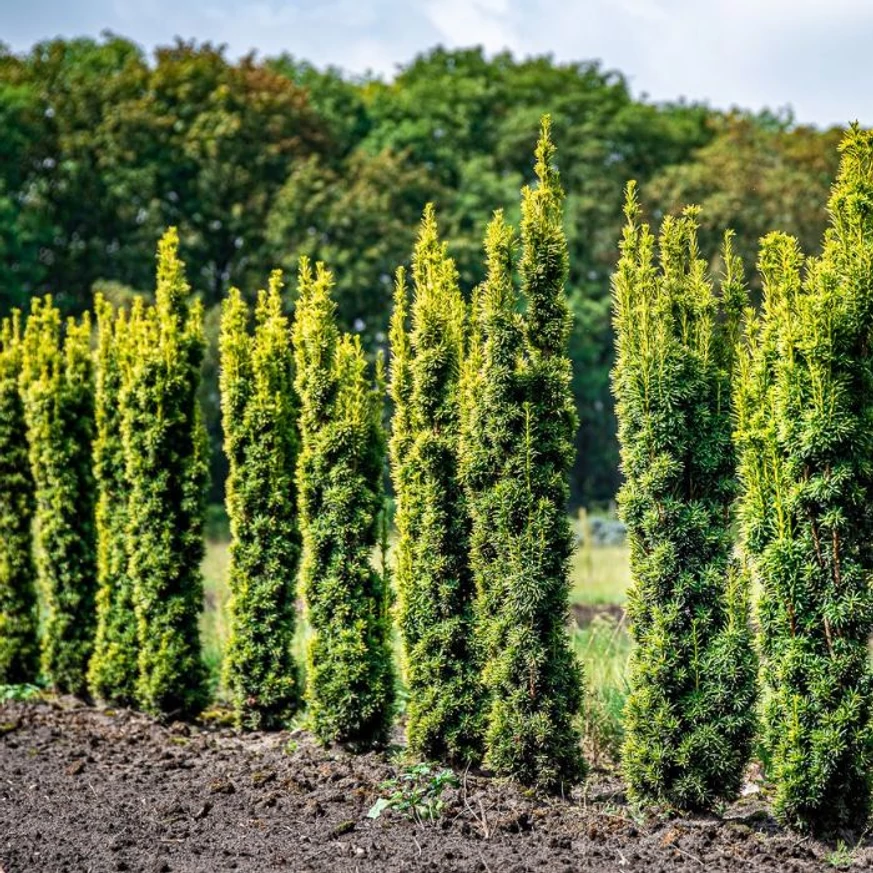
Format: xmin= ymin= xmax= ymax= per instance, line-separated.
xmin=389 ymin=206 xmax=484 ymax=765
xmin=735 ymin=125 xmax=873 ymax=833
xmin=293 ymin=257 xmax=394 ymax=748
xmin=461 ymin=119 xmax=585 ymax=791
xmin=21 ymin=298 xmax=97 ymax=696
xmin=88 ymin=296 xmax=138 ymax=705
xmin=0 ymin=311 xmax=39 ymax=685
xmin=612 ymin=190 xmax=757 ymax=810
xmin=122 ymin=229 xmax=209 ymax=718
xmin=220 ymin=272 xmax=301 ymax=729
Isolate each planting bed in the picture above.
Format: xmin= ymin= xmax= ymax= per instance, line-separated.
xmin=1 ymin=699 xmax=868 ymax=872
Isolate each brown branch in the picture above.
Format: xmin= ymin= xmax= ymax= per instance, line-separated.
xmin=823 ymin=615 xmax=835 ymax=657
xmin=808 ymin=510 xmax=825 ymax=569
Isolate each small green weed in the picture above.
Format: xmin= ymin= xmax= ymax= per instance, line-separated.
xmin=368 ymin=763 xmax=459 ymax=822
xmin=828 ymin=841 xmax=856 ymax=869
xmin=0 ymin=683 xmax=43 ymax=702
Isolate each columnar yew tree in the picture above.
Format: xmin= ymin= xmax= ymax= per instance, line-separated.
xmin=21 ymin=298 xmax=97 ymax=695
xmin=612 ymin=187 xmax=757 ymax=810
xmin=88 ymin=296 xmax=138 ymax=704
xmin=460 ymin=119 xmax=585 ymax=790
xmin=735 ymin=125 xmax=873 ymax=833
xmin=0 ymin=311 xmax=39 ymax=684
xmin=389 ymin=206 xmax=483 ymax=763
xmin=220 ymin=271 xmax=301 ymax=730
xmin=293 ymin=257 xmax=394 ymax=747
xmin=122 ymin=229 xmax=209 ymax=718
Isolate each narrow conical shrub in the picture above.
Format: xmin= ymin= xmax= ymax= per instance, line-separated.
xmin=734 ymin=125 xmax=873 ymax=833
xmin=20 ymin=298 xmax=97 ymax=696
xmin=0 ymin=311 xmax=39 ymax=684
xmin=293 ymin=257 xmax=394 ymax=747
xmin=88 ymin=295 xmax=138 ymax=704
xmin=220 ymin=271 xmax=301 ymax=730
xmin=121 ymin=229 xmax=209 ymax=718
xmin=612 ymin=186 xmax=757 ymax=810
xmin=460 ymin=119 xmax=585 ymax=791
xmin=389 ymin=206 xmax=483 ymax=764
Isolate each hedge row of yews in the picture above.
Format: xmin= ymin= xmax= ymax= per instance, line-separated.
xmin=0 ymin=119 xmax=580 ymax=782
xmin=1 ymin=120 xmax=873 ymax=834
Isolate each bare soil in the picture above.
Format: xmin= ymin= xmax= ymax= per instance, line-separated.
xmin=1 ymin=699 xmax=868 ymax=872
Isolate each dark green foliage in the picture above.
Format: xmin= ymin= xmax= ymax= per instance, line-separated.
xmin=1 ymin=36 xmax=842 ymax=508
xmin=734 ymin=126 xmax=873 ymax=833
xmin=20 ymin=298 xmax=97 ymax=696
xmin=293 ymin=257 xmax=394 ymax=748
xmin=389 ymin=206 xmax=483 ymax=764
xmin=645 ymin=114 xmax=844 ymax=283
xmin=0 ymin=311 xmax=38 ymax=684
xmin=121 ymin=229 xmax=209 ymax=718
xmin=460 ymin=119 xmax=585 ymax=791
xmin=612 ymin=186 xmax=757 ymax=810
xmin=88 ymin=295 xmax=138 ymax=704
xmin=220 ymin=271 xmax=301 ymax=730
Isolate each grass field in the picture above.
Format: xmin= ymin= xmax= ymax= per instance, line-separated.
xmin=200 ymin=528 xmax=634 ymax=759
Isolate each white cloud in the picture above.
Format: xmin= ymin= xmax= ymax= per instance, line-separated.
xmin=4 ymin=0 xmax=873 ymax=124
xmin=422 ymin=0 xmax=516 ymax=53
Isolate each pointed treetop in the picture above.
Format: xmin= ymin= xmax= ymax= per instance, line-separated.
xmin=623 ymin=180 xmax=640 ymax=226
xmin=757 ymin=232 xmax=805 ymax=296
xmin=411 ymin=203 xmax=460 ymax=318
xmin=156 ymin=227 xmax=190 ymax=322
xmin=827 ymin=123 xmax=873 ymax=254
xmin=481 ymin=209 xmax=516 ymax=319
xmin=534 ymin=114 xmax=560 ymax=193
xmin=21 ymin=296 xmax=62 ymax=386
xmin=0 ymin=309 xmax=22 ymax=354
xmin=256 ymin=269 xmax=285 ymax=326
xmin=388 ymin=267 xmax=412 ymax=403
xmin=719 ymin=231 xmax=747 ymax=320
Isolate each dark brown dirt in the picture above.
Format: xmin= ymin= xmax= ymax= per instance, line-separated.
xmin=0 ymin=700 xmax=868 ymax=872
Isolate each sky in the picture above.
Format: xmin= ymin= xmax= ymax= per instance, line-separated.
xmin=3 ymin=0 xmax=872 ymax=127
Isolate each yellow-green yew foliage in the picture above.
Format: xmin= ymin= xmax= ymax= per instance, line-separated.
xmin=21 ymin=298 xmax=97 ymax=695
xmin=293 ymin=257 xmax=394 ymax=747
xmin=735 ymin=126 xmax=873 ymax=833
xmin=220 ymin=271 xmax=301 ymax=730
xmin=460 ymin=119 xmax=585 ymax=790
xmin=88 ymin=296 xmax=138 ymax=704
xmin=389 ymin=206 xmax=483 ymax=764
xmin=0 ymin=311 xmax=39 ymax=684
xmin=121 ymin=229 xmax=209 ymax=718
xmin=612 ymin=188 xmax=757 ymax=810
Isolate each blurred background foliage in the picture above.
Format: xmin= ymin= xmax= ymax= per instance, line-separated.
xmin=0 ymin=34 xmax=842 ymax=505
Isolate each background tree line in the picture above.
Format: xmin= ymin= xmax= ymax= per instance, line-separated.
xmin=0 ymin=33 xmax=843 ymax=505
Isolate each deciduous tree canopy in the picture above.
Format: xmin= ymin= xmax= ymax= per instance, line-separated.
xmin=0 ymin=36 xmax=843 ymax=504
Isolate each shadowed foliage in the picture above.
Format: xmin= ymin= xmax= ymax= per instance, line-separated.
xmin=220 ymin=271 xmax=301 ymax=729
xmin=734 ymin=125 xmax=873 ymax=833
xmin=121 ymin=229 xmax=209 ymax=718
xmin=612 ymin=186 xmax=757 ymax=810
xmin=293 ymin=257 xmax=394 ymax=748
xmin=389 ymin=206 xmax=484 ymax=764
xmin=20 ymin=297 xmax=96 ymax=695
xmin=88 ymin=295 xmax=138 ymax=705
xmin=0 ymin=310 xmax=38 ymax=684
xmin=460 ymin=119 xmax=585 ymax=791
